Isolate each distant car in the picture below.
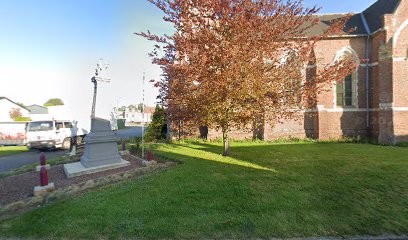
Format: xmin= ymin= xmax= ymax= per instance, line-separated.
xmin=25 ymin=120 xmax=88 ymax=150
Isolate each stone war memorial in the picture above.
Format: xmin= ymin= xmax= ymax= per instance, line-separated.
xmin=64 ymin=61 xmax=130 ymax=178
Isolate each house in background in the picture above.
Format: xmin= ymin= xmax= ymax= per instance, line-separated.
xmin=26 ymin=104 xmax=49 ymax=121
xmin=1 ymin=97 xmax=92 ymax=145
xmin=0 ymin=97 xmax=30 ymax=122
xmin=0 ymin=97 xmax=31 ymax=145
xmin=114 ymin=106 xmax=155 ymax=125
xmin=26 ymin=104 xmax=48 ymax=114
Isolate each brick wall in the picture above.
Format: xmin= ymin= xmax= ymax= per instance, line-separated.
xmin=204 ymin=109 xmax=368 ymax=141
xmin=377 ymin=0 xmax=408 ymax=144
xmin=313 ymin=38 xmax=367 ymax=109
xmin=176 ymin=1 xmax=408 ymax=144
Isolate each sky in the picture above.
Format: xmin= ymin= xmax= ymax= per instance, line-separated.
xmin=0 ymin=0 xmax=377 ymax=120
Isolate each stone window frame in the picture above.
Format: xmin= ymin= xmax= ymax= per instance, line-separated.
xmin=279 ymin=49 xmax=304 ymax=108
xmin=393 ymin=18 xmax=408 ymax=48
xmin=392 ymin=18 xmax=408 ymax=61
xmin=333 ymin=46 xmax=360 ymax=109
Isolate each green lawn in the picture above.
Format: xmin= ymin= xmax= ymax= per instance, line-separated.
xmin=0 ymin=146 xmax=27 ymax=157
xmin=1 ymin=142 xmax=407 ymax=239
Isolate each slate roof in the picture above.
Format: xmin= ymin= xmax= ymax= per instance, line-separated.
xmin=362 ymin=0 xmax=401 ymax=33
xmin=307 ymin=0 xmax=401 ymax=36
xmin=306 ymin=13 xmax=367 ymax=36
xmin=26 ymin=104 xmax=49 ymax=114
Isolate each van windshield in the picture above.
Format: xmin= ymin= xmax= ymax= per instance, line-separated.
xmin=27 ymin=121 xmax=54 ymax=132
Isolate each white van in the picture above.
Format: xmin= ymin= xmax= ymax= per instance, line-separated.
xmin=26 ymin=120 xmax=88 ymax=150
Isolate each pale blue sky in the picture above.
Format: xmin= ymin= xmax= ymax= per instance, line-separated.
xmin=0 ymin=0 xmax=377 ymax=119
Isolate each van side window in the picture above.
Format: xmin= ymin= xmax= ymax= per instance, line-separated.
xmin=56 ymin=122 xmax=63 ymax=130
xmin=64 ymin=122 xmax=73 ymax=128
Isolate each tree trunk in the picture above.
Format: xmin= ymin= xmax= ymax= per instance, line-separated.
xmin=222 ymin=129 xmax=229 ymax=156
xmin=199 ymin=126 xmax=208 ymax=139
xmin=178 ymin=120 xmax=181 ymax=141
xmin=166 ymin=118 xmax=171 ymax=143
xmin=252 ymin=113 xmax=265 ymax=140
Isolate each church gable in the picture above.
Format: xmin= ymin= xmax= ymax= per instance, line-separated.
xmin=362 ymin=0 xmax=401 ymax=33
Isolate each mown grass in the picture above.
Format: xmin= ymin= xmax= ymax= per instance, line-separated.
xmin=1 ymin=142 xmax=407 ymax=239
xmin=0 ymin=146 xmax=27 ymax=157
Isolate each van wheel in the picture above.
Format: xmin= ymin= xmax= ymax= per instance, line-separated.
xmin=62 ymin=138 xmax=71 ymax=150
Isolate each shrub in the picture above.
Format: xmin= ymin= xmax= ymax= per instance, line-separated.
xmin=145 ymin=105 xmax=167 ymax=142
xmin=397 ymin=141 xmax=408 ymax=147
xmin=129 ymin=145 xmax=139 ymax=154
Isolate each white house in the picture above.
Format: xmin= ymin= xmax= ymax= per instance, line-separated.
xmin=0 ymin=97 xmax=31 ymax=144
xmin=0 ymin=97 xmax=30 ymax=122
xmin=114 ymin=106 xmax=154 ymax=125
xmin=0 ymin=98 xmax=91 ymax=145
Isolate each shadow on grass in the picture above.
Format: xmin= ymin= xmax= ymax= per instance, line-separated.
xmin=157 ymin=141 xmax=408 ymax=181
xmin=149 ymin=142 xmax=408 ymax=236
xmin=154 ymin=143 xmax=278 ymax=173
xmin=1 ymin=142 xmax=408 ymax=238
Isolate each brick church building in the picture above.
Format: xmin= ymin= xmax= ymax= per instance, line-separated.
xmin=207 ymin=0 xmax=408 ymax=144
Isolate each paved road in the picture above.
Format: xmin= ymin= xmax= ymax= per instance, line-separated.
xmin=0 ymin=127 xmax=144 ymax=173
xmin=0 ymin=149 xmax=68 ymax=173
xmin=116 ymin=126 xmax=145 ymax=139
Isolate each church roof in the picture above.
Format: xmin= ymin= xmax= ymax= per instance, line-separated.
xmin=362 ymin=0 xmax=401 ymax=33
xmin=307 ymin=13 xmax=367 ymax=36
xmin=307 ymin=0 xmax=401 ymax=37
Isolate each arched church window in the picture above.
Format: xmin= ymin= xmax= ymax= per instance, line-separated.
xmin=280 ymin=49 xmax=302 ymax=107
xmin=336 ymin=74 xmax=354 ymax=107
xmin=334 ymin=47 xmax=360 ymax=108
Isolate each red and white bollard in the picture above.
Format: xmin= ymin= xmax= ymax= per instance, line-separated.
xmin=147 ymin=151 xmax=153 ymax=161
xmin=34 ymin=152 xmax=55 ymax=196
xmin=119 ymin=141 xmax=129 ymax=155
xmin=40 ymin=166 xmax=49 ymax=186
xmin=40 ymin=152 xmax=46 ymax=166
xmin=141 ymin=150 xmax=156 ymax=167
xmin=36 ymin=152 xmax=50 ymax=171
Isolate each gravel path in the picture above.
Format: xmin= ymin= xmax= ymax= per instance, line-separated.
xmin=0 ymin=155 xmax=143 ymax=206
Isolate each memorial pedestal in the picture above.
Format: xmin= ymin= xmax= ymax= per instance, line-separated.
xmin=64 ymin=118 xmax=129 ymax=178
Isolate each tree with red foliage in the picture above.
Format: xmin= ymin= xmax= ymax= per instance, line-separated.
xmin=138 ymin=0 xmax=357 ymax=156
xmin=9 ymin=108 xmax=22 ymax=120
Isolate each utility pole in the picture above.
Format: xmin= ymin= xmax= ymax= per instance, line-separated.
xmin=141 ymin=72 xmax=145 ymax=158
